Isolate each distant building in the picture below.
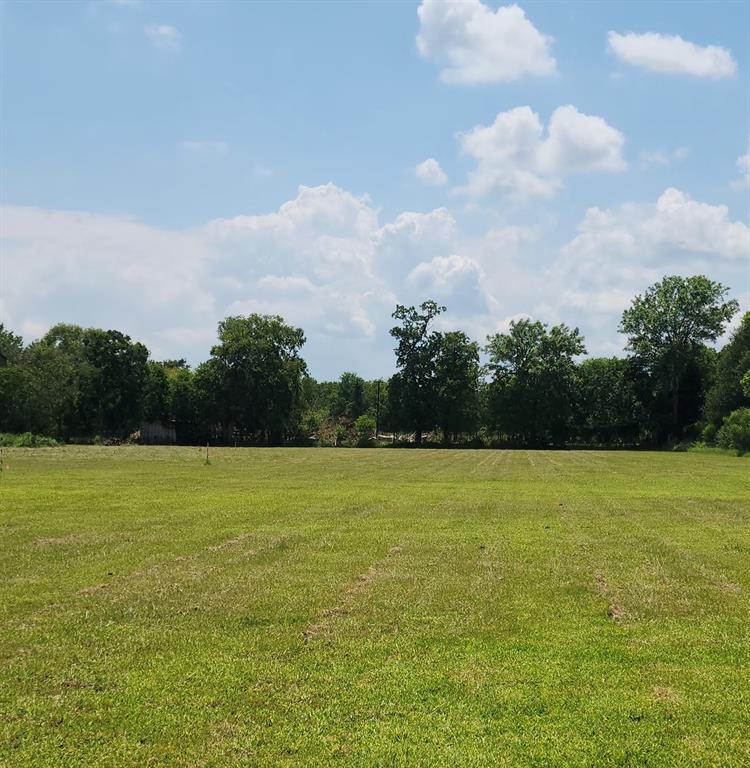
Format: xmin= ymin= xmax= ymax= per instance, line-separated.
xmin=138 ymin=421 xmax=177 ymax=445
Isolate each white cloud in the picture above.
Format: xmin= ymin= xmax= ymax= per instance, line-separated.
xmin=416 ymin=0 xmax=556 ymax=84
xmin=408 ymin=254 xmax=486 ymax=309
xmin=145 ymin=23 xmax=181 ymax=51
xmin=608 ymin=31 xmax=736 ymax=78
xmin=639 ymin=146 xmax=689 ymax=169
xmin=538 ymin=105 xmax=626 ymax=174
xmin=415 ymin=158 xmax=448 ymax=186
xmin=459 ymin=105 xmax=625 ymax=199
xmin=179 ymin=141 xmax=229 ymax=155
xmin=554 ymin=188 xmax=750 ymax=320
xmin=3 ymin=186 xmax=746 ymax=374
xmin=0 ymin=206 xmax=215 ymax=360
xmin=638 ymin=151 xmax=668 ymax=169
xmin=563 ymin=188 xmax=749 ymax=270
xmin=731 ymin=139 xmax=750 ymax=191
xmin=376 ymin=208 xmax=457 ymax=284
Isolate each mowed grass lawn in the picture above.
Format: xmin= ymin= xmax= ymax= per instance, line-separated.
xmin=1 ymin=448 xmax=749 ymax=767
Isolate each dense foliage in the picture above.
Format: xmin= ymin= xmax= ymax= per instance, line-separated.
xmin=1 ymin=275 xmax=746 ymax=449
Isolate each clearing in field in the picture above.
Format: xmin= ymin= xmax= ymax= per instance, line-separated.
xmin=1 ymin=447 xmax=749 ymax=767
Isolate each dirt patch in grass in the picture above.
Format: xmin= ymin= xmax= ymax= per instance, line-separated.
xmin=77 ymin=583 xmax=108 ymax=596
xmin=28 ymin=532 xmax=124 ymax=550
xmin=697 ymin=564 xmax=742 ymax=594
xmin=73 ymin=533 xmax=287 ymax=602
xmin=594 ymin=570 xmax=630 ymax=622
xmin=652 ymin=685 xmax=680 ymax=703
xmin=303 ymin=545 xmax=404 ymax=643
xmin=205 ymin=533 xmax=255 ymax=553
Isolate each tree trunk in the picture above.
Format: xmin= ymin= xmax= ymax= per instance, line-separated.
xmin=415 ymin=429 xmax=422 ymax=446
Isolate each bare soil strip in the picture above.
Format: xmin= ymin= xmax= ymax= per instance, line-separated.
xmin=302 ymin=545 xmax=403 ymax=642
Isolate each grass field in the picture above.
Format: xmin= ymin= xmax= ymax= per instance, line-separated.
xmin=1 ymin=447 xmax=749 ymax=767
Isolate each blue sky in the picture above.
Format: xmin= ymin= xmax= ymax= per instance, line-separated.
xmin=1 ymin=0 xmax=749 ymax=378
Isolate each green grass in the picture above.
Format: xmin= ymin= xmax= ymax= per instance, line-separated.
xmin=1 ymin=447 xmax=749 ymax=767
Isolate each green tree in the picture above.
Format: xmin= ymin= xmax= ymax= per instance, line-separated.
xmin=37 ymin=324 xmax=148 ymax=438
xmin=142 ymin=361 xmax=171 ymax=423
xmin=208 ymin=314 xmax=307 ymax=444
xmin=192 ymin=358 xmax=222 ymax=441
xmin=354 ymin=413 xmax=376 ymax=446
xmin=82 ymin=329 xmax=149 ymax=436
xmin=434 ymin=331 xmax=480 ymax=444
xmin=333 ymin=372 xmax=367 ymax=421
xmin=0 ymin=340 xmax=77 ymax=438
xmin=388 ymin=300 xmax=445 ymax=445
xmin=0 ymin=325 xmax=27 ymax=433
xmin=486 ymin=320 xmax=585 ymax=446
xmin=717 ymin=408 xmax=750 ymax=456
xmin=620 ymin=276 xmax=738 ymax=442
xmin=704 ymin=312 xmax=750 ymax=427
xmin=574 ymin=358 xmax=639 ymax=445
xmin=0 ymin=324 xmax=23 ymax=363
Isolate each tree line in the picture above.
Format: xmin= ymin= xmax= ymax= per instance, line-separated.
xmin=1 ymin=275 xmax=748 ymax=452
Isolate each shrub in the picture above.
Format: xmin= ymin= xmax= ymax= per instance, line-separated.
xmin=701 ymin=423 xmax=717 ymax=444
xmin=334 ymin=423 xmax=348 ymax=447
xmin=717 ymin=408 xmax=750 ymax=456
xmin=0 ymin=432 xmax=59 ymax=447
xmin=354 ymin=414 xmax=376 ymax=447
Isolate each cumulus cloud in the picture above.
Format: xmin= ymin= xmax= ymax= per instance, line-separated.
xmin=731 ymin=139 xmax=750 ymax=191
xmin=608 ymin=31 xmax=736 ymax=78
xmin=0 ymin=206 xmax=215 ymax=360
xmin=415 ymin=158 xmax=448 ymax=186
xmin=554 ymin=188 xmax=750 ymax=319
xmin=408 ymin=254 xmax=487 ymax=310
xmin=145 ymin=23 xmax=182 ymax=51
xmin=2 ymin=186 xmax=746 ymax=374
xmin=416 ymin=0 xmax=555 ymax=84
xmin=459 ymin=105 xmax=625 ymax=199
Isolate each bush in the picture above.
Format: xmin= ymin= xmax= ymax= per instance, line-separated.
xmin=334 ymin=423 xmax=348 ymax=447
xmin=717 ymin=408 xmax=750 ymax=456
xmin=671 ymin=441 xmax=693 ymax=452
xmin=701 ymin=423 xmax=717 ymax=444
xmin=0 ymin=432 xmax=59 ymax=447
xmin=354 ymin=414 xmax=376 ymax=447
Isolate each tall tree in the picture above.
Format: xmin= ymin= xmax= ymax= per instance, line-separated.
xmin=434 ymin=331 xmax=481 ymax=444
xmin=486 ymin=320 xmax=585 ymax=446
xmin=388 ymin=300 xmax=445 ymax=445
xmin=208 ymin=314 xmax=307 ymax=444
xmin=574 ymin=358 xmax=639 ymax=445
xmin=620 ymin=276 xmax=738 ymax=442
xmin=82 ymin=329 xmax=149 ymax=436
